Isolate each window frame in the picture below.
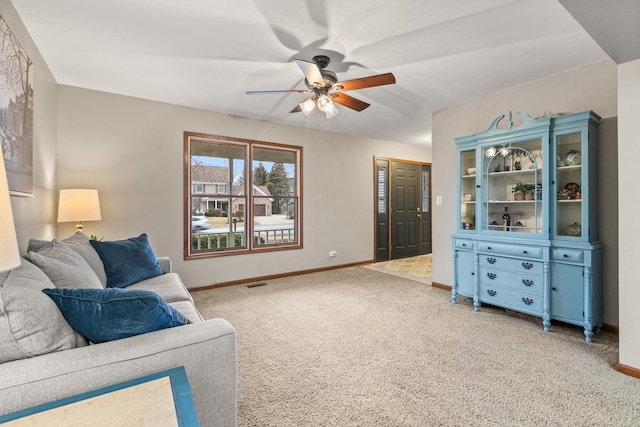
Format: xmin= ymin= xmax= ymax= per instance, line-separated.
xmin=184 ymin=132 xmax=303 ymax=259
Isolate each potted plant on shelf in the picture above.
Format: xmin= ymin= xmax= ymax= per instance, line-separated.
xmin=512 ymin=183 xmax=535 ymax=200
xmin=512 ymin=149 xmax=524 ymax=170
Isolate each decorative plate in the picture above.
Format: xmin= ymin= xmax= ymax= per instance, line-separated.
xmin=563 ymin=150 xmax=581 ymax=166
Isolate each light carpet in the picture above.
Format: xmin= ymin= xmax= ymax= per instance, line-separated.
xmin=192 ymin=267 xmax=637 ymax=427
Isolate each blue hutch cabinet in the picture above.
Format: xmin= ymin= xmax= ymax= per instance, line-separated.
xmin=452 ymin=111 xmax=602 ymax=342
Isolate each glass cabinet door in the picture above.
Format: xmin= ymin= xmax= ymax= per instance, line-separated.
xmin=459 ymin=148 xmax=476 ymax=231
xmin=555 ymin=131 xmax=583 ymax=238
xmin=481 ymin=138 xmax=543 ymax=234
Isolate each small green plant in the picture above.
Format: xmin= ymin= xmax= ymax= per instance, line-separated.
xmin=90 ymin=235 xmax=103 ymax=241
xmin=512 ymin=183 xmax=535 ymax=194
xmin=514 ymin=160 xmax=522 ymax=170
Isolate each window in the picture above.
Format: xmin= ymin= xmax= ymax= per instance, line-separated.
xmin=184 ymin=132 xmax=302 ymax=259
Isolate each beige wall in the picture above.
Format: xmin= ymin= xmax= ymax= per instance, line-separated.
xmin=1 ymin=3 xmax=58 ymax=252
xmin=618 ymin=58 xmax=640 ymax=369
xmin=431 ymin=60 xmax=619 ymax=326
xmin=55 ymin=86 xmax=430 ymax=287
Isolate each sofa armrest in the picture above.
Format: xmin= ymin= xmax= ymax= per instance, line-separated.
xmin=0 ymin=319 xmax=236 ymax=427
xmin=157 ymin=256 xmax=172 ymax=273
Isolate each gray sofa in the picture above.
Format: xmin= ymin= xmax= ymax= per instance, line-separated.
xmin=0 ymin=232 xmax=237 ymax=427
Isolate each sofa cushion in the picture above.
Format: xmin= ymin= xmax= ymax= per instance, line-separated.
xmin=26 ymin=242 xmax=103 ymax=289
xmin=28 ymin=232 xmax=108 ymax=286
xmin=42 ymin=287 xmax=187 ymax=343
xmin=169 ymin=300 xmax=204 ymax=324
xmin=90 ymin=234 xmax=164 ymax=288
xmin=125 ymin=272 xmax=192 ymax=303
xmin=0 ymin=259 xmax=82 ymax=364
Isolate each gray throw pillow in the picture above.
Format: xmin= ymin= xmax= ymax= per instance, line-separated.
xmin=0 ymin=259 xmax=84 ymax=364
xmin=27 ymin=242 xmax=103 ymax=289
xmin=56 ymin=232 xmax=108 ymax=286
xmin=28 ymin=232 xmax=107 ymax=286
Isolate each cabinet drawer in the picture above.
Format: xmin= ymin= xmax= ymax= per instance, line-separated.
xmin=454 ymin=239 xmax=474 ymax=251
xmin=479 ymin=256 xmax=543 ymax=275
xmin=477 ymin=242 xmax=543 ymax=259
xmin=480 ymin=284 xmax=543 ymax=314
xmin=479 ymin=267 xmax=543 ymax=295
xmin=551 ymin=248 xmax=584 ymax=263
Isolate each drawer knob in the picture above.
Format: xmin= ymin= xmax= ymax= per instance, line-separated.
xmin=522 ymin=297 xmax=534 ymax=305
xmin=487 ymin=257 xmax=496 ymax=264
xmin=487 ymin=273 xmax=497 ymax=280
xmin=563 ymin=254 xmax=568 ymax=258
xmin=522 ymin=279 xmax=534 ymax=287
xmin=462 ymin=243 xmax=466 ymax=247
xmin=487 ymin=289 xmax=497 ymax=297
xmin=522 ymin=262 xmax=534 ymax=270
xmin=523 ymin=250 xmax=528 ymax=254
xmin=487 ymin=246 xmax=491 ymax=250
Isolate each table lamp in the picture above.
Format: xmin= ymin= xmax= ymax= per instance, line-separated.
xmin=57 ymin=189 xmax=102 ymax=232
xmin=0 ymin=159 xmax=20 ymax=272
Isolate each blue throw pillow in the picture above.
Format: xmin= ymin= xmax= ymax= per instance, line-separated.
xmin=89 ymin=234 xmax=163 ymax=288
xmin=42 ymin=288 xmax=186 ymax=343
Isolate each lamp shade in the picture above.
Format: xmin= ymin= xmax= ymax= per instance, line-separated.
xmin=57 ymin=189 xmax=102 ymax=224
xmin=0 ymin=159 xmax=20 ymax=272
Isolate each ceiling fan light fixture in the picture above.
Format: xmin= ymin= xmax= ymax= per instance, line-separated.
xmin=299 ymin=98 xmax=316 ymax=116
xmin=325 ymin=102 xmax=339 ymax=118
xmin=247 ymin=56 xmax=395 ymax=118
xmin=316 ymin=94 xmax=332 ymax=112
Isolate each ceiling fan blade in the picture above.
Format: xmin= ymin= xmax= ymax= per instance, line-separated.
xmin=331 ymin=93 xmax=370 ymax=112
xmin=294 ymin=58 xmax=325 ymax=88
xmin=246 ymin=89 xmax=310 ymax=95
xmin=336 ymin=72 xmax=396 ymax=92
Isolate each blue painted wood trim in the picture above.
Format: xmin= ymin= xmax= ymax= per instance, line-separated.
xmin=0 ymin=366 xmax=200 ymax=426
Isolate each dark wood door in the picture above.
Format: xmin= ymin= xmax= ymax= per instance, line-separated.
xmin=391 ymin=161 xmax=421 ymax=259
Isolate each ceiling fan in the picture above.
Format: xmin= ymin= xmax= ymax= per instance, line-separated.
xmin=246 ymin=55 xmax=396 ymax=118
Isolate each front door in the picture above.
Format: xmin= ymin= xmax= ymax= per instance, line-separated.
xmin=375 ymin=158 xmax=431 ymax=261
xmin=391 ymin=161 xmax=421 ymax=259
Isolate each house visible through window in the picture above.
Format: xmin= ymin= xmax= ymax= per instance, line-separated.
xmin=184 ymin=132 xmax=302 ymax=258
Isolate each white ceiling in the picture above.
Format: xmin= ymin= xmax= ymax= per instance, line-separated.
xmin=10 ymin=0 xmax=611 ymax=146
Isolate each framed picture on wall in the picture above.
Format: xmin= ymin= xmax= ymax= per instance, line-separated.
xmin=0 ymin=14 xmax=34 ymax=196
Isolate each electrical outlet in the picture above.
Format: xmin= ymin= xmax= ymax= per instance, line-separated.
xmin=329 ymin=251 xmax=337 ymax=257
